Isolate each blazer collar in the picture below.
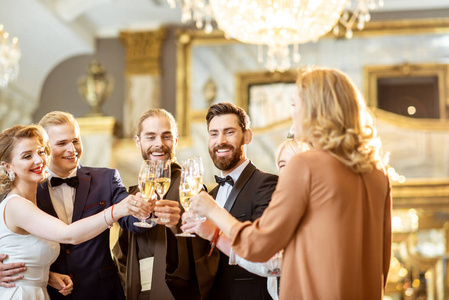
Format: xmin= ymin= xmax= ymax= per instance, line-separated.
xmin=37 ymin=165 xmax=92 ymax=222
xmin=71 ymin=166 xmax=92 ymax=222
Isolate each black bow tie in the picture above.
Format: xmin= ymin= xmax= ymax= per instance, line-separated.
xmin=51 ymin=176 xmax=79 ymax=188
xmin=215 ymin=175 xmax=234 ymax=187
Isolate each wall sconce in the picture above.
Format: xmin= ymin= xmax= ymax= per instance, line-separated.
xmin=77 ymin=60 xmax=114 ymax=116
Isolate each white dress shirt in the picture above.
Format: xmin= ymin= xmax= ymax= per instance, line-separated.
xmin=47 ymin=168 xmax=78 ymax=224
xmin=215 ymin=159 xmax=249 ymax=208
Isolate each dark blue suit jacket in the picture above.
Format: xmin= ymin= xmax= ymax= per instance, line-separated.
xmin=37 ymin=165 xmax=146 ymax=300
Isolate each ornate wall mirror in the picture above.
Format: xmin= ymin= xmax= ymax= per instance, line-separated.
xmin=175 ymin=30 xmax=300 ymax=139
xmin=235 ymin=71 xmax=297 ymax=130
xmin=364 ymin=63 xmax=449 ymax=121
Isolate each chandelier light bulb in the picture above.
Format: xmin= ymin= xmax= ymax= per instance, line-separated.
xmin=169 ymin=0 xmax=214 ymax=32
xmin=0 ymin=24 xmax=21 ymax=89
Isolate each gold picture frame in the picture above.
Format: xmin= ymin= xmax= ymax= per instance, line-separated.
xmin=236 ymin=71 xmax=297 ymax=131
xmin=364 ymin=63 xmax=449 ymax=129
xmin=175 ymin=30 xmax=235 ymax=140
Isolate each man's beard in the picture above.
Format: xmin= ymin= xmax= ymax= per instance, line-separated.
xmin=141 ymin=146 xmax=174 ymax=162
xmin=209 ymin=140 xmax=244 ymax=171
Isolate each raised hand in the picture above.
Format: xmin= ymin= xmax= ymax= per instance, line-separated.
xmin=189 ymin=191 xmax=219 ymax=218
xmin=115 ymin=193 xmax=152 ymax=221
xmin=181 ymin=215 xmax=217 ymax=241
xmin=154 ymin=199 xmax=181 ymax=228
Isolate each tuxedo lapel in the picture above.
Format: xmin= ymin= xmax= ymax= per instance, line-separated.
xmin=210 ymin=185 xmax=219 ymax=198
xmin=223 ymin=162 xmax=256 ymax=212
xmin=37 ymin=181 xmax=58 ymax=218
xmin=72 ymin=167 xmax=91 ymax=222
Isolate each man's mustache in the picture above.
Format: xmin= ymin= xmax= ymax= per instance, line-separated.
xmin=146 ymin=146 xmax=168 ymax=155
xmin=213 ymin=144 xmax=235 ymax=152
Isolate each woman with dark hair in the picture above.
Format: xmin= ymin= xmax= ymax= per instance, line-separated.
xmin=191 ymin=67 xmax=392 ymax=300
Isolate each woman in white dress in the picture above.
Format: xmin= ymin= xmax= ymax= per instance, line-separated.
xmin=0 ymin=124 xmax=150 ymax=300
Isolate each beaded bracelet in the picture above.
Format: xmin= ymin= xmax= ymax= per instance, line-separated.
xmin=103 ymin=209 xmax=112 ymax=229
xmin=110 ymin=204 xmax=116 ymax=222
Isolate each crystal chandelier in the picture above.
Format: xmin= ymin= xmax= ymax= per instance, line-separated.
xmin=167 ymin=0 xmax=214 ymax=33
xmin=168 ymin=0 xmax=382 ymax=72
xmin=211 ymin=0 xmax=347 ymax=71
xmin=0 ymin=24 xmax=21 ymax=88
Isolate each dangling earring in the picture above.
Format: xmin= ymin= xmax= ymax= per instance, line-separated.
xmin=8 ymin=171 xmax=15 ymax=182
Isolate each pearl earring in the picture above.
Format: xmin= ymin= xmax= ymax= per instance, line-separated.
xmin=8 ymin=171 xmax=15 ymax=181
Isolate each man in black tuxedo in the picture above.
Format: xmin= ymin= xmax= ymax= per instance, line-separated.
xmin=166 ymin=102 xmax=278 ymax=300
xmin=112 ymin=108 xmax=184 ymax=300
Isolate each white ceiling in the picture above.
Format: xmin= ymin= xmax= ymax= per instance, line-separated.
xmin=1 ymin=0 xmax=449 ymax=103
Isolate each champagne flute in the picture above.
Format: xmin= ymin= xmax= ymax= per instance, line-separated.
xmin=155 ymin=159 xmax=171 ymax=223
xmin=185 ymin=156 xmax=206 ymax=222
xmin=134 ymin=160 xmax=157 ymax=228
xmin=176 ymin=163 xmax=196 ymax=237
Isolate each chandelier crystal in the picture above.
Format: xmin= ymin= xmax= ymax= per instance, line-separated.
xmin=334 ymin=0 xmax=384 ymax=39
xmin=0 ymin=24 xmax=21 ymax=88
xmin=168 ymin=0 xmax=383 ymax=72
xmin=210 ymin=0 xmax=348 ymax=72
xmin=167 ymin=0 xmax=214 ymax=33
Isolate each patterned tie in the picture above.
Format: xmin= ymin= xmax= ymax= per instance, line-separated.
xmin=214 ymin=175 xmax=234 ymax=186
xmin=50 ymin=176 xmax=79 ymax=188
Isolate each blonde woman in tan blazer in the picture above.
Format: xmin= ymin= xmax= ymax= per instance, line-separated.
xmin=190 ymin=67 xmax=392 ymax=300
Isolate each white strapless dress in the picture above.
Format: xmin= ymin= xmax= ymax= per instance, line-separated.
xmin=0 ymin=194 xmax=60 ymax=300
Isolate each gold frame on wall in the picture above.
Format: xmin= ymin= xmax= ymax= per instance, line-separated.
xmin=235 ymin=71 xmax=297 ymax=111
xmin=176 ymin=19 xmax=449 ymax=139
xmin=364 ymin=63 xmax=449 ymax=125
xmin=176 ymin=30 xmax=235 ymax=140
xmin=235 ymin=71 xmax=297 ymax=132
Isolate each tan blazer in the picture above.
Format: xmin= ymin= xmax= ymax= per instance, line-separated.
xmin=230 ymin=150 xmax=392 ymax=300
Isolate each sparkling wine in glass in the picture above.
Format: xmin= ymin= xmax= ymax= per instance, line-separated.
xmin=134 ymin=160 xmax=157 ymax=228
xmin=176 ymin=164 xmax=196 ymax=237
xmin=155 ymin=159 xmax=171 ymax=223
xmin=185 ymin=156 xmax=206 ymax=222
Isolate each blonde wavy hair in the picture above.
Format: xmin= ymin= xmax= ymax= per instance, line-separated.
xmin=0 ymin=125 xmax=51 ymax=194
xmin=275 ymin=139 xmax=310 ymax=170
xmin=295 ymin=67 xmax=387 ymax=173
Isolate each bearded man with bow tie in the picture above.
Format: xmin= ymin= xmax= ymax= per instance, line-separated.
xmin=166 ymin=102 xmax=278 ymax=300
xmin=0 ymin=111 xmax=152 ymax=300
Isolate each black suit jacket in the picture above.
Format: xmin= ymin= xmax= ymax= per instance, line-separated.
xmin=166 ymin=161 xmax=278 ymax=300
xmin=37 ymin=165 xmax=146 ymax=300
xmin=113 ymin=162 xmax=182 ymax=300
